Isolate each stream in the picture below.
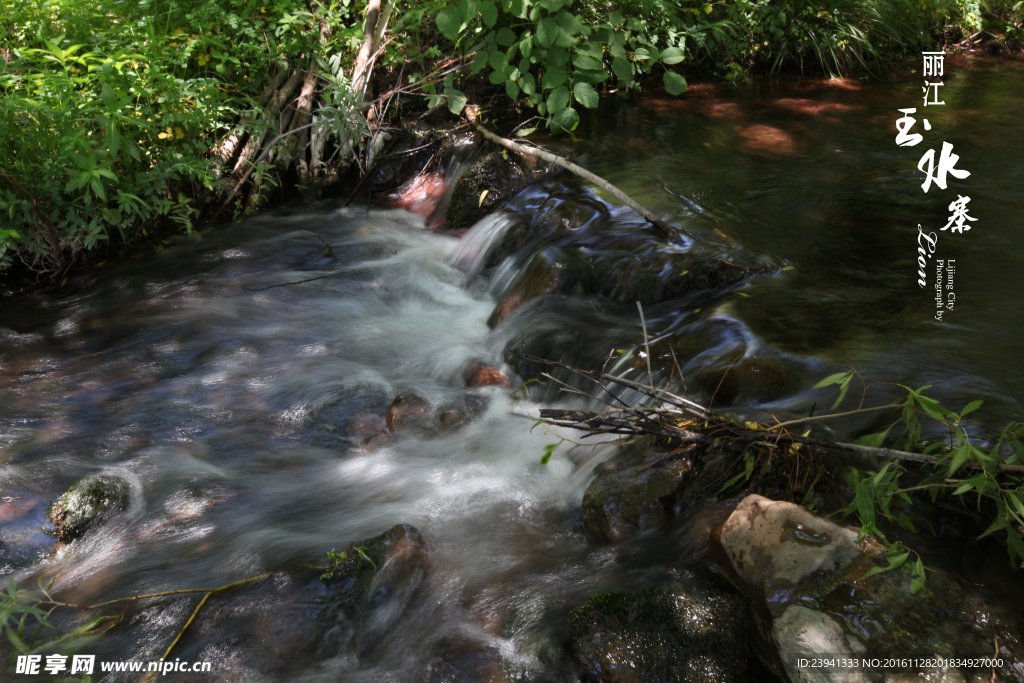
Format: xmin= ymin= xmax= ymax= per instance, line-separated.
xmin=1 ymin=55 xmax=1023 ymax=682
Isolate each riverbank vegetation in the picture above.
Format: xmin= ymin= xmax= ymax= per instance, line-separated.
xmin=1 ymin=0 xmax=1021 ymax=280
xmin=531 ymin=353 xmax=1024 ymax=571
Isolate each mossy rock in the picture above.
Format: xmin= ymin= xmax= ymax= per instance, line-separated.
xmin=444 ymin=152 xmax=526 ymax=229
xmin=48 ymin=475 xmax=130 ymax=542
xmin=568 ymin=576 xmax=752 ymax=683
xmin=316 ymin=524 xmax=430 ymax=653
xmin=582 ymin=442 xmax=691 ymax=544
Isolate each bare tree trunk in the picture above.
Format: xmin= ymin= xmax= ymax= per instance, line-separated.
xmin=351 ymin=0 xmax=392 ymax=100
xmin=212 ymin=68 xmax=288 ymax=172
xmin=232 ymin=70 xmax=304 ymax=176
xmin=306 ymin=108 xmax=327 ymax=184
xmin=277 ymin=67 xmax=319 ymax=174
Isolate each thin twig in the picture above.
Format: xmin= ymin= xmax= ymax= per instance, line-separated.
xmin=637 ymin=301 xmax=654 ymax=392
xmin=139 ymin=591 xmax=214 ymax=683
xmin=768 ymin=403 xmax=902 ymax=431
xmin=522 ymin=353 xmax=709 ymax=417
xmin=42 ymin=572 xmax=275 ymax=611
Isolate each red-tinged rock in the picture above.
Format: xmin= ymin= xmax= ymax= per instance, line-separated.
xmin=387 ymin=173 xmax=449 ymax=218
xmin=385 ymin=393 xmax=434 ymax=433
xmin=464 ymin=364 xmax=510 ymax=388
xmin=347 ymin=412 xmax=390 ymax=449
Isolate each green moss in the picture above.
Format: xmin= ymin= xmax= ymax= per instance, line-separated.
xmin=444 ymin=153 xmax=525 ymax=229
xmin=48 ymin=475 xmax=130 ymax=542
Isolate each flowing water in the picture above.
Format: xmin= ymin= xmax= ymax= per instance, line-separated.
xmin=1 ymin=55 xmax=1023 ymax=681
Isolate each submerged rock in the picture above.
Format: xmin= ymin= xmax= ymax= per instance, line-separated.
xmin=0 ymin=491 xmax=55 ymax=571
xmin=48 ymin=475 xmax=130 ymax=542
xmin=712 ymin=495 xmax=1024 ymax=683
xmin=317 ymin=523 xmax=431 ymax=654
xmin=568 ymin=573 xmax=752 ymax=683
xmin=488 ymin=247 xmax=591 ymax=326
xmin=582 ymin=442 xmax=692 ymax=544
xmin=444 ymin=153 xmax=527 ymax=230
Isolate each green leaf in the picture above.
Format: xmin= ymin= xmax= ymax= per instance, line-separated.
xmin=659 ymin=46 xmax=686 ymax=65
xmin=1007 ymin=490 xmax=1024 ymax=520
xmin=460 ymin=0 xmax=479 ymax=23
xmin=536 ymin=17 xmax=558 ymax=47
xmin=573 ymin=68 xmax=609 ymax=83
xmin=489 ymin=69 xmax=506 ymax=85
xmin=577 ymin=41 xmax=603 ymax=59
xmin=572 ymin=53 xmax=603 ymax=70
xmin=855 ymin=481 xmax=875 ymax=528
xmin=546 ymin=85 xmax=570 ymax=114
xmin=716 ymin=468 xmax=750 ymax=494
xmin=610 ymin=41 xmax=627 ymax=59
xmin=960 ymin=399 xmax=983 ymax=418
xmin=541 ymin=442 xmax=558 ymax=464
xmin=496 ymin=27 xmax=518 ymax=46
xmin=663 ymin=71 xmax=687 ymax=96
xmin=573 ymin=81 xmax=599 ymax=108
xmin=948 ymin=442 xmax=973 ymax=477
xmin=860 ymin=550 xmax=909 ymax=579
xmin=489 ymin=50 xmax=508 ymax=71
xmin=436 ymin=7 xmax=463 ymax=42
xmin=554 ymin=11 xmax=582 ymax=35
xmin=547 ymin=47 xmax=570 ymax=68
xmin=854 ymin=426 xmax=891 ymax=449
xmin=100 ymin=84 xmax=118 ymax=110
xmin=446 ymin=88 xmax=468 ymax=115
xmin=915 ymin=394 xmax=949 ymax=421
xmin=611 ymin=56 xmax=632 ymax=82
xmin=91 ymin=178 xmax=106 ymax=201
xmin=509 ymin=0 xmax=527 ymax=18
xmin=480 ymin=0 xmax=498 ymax=26
xmin=506 ymin=79 xmax=520 ymax=99
xmin=549 ymin=105 xmax=579 ymax=133
xmin=542 ymin=67 xmax=567 ymax=89
xmin=471 ymin=50 xmax=490 ymax=74
xmin=977 ymin=514 xmax=1007 ymax=539
xmin=519 ymin=73 xmax=537 ymax=95
xmin=813 ymin=371 xmax=850 ymax=389
xmin=909 ymin=557 xmax=926 ymax=593
xmin=519 ymin=32 xmax=534 ymax=57
xmin=1007 ymin=527 xmax=1024 ymax=564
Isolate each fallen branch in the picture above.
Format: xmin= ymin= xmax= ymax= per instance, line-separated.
xmin=464 ymin=105 xmax=673 ymax=239
xmin=527 ymin=356 xmax=1024 ymax=476
xmin=538 ymin=406 xmax=1024 ymax=475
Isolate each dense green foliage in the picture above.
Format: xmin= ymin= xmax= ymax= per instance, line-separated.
xmin=813 ymin=372 xmax=1024 ymax=568
xmin=428 ymin=0 xmax=1012 ymax=134
xmin=0 ymin=0 xmax=363 ymax=273
xmin=2 ymin=0 xmax=1019 ymax=275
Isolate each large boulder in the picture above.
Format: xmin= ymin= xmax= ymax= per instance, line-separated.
xmin=568 ymin=573 xmax=753 ymax=683
xmin=712 ymin=495 xmax=1024 ymax=683
xmin=48 ymin=475 xmax=131 ymax=542
xmin=445 ymin=153 xmax=527 ymax=230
